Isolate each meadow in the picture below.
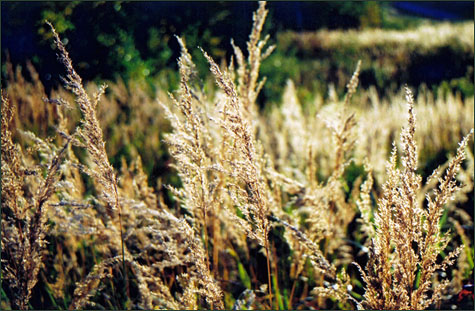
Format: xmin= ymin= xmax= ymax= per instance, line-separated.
xmin=1 ymin=2 xmax=474 ymax=310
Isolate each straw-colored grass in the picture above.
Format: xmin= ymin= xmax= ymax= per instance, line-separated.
xmin=2 ymin=2 xmax=473 ymax=310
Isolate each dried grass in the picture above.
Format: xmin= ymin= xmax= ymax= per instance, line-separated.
xmin=1 ymin=2 xmax=473 ymax=310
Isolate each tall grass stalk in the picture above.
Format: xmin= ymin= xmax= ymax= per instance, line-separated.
xmin=46 ymin=21 xmax=129 ymax=305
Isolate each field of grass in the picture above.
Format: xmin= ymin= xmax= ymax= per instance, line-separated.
xmin=262 ymin=20 xmax=474 ymax=102
xmin=2 ymin=2 xmax=474 ymax=310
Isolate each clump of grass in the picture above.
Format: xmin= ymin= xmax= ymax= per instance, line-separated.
xmin=231 ymin=1 xmax=275 ymax=121
xmin=45 ymin=21 xmax=132 ymax=307
xmin=204 ymin=48 xmax=275 ymax=305
xmin=1 ymin=2 xmax=473 ymax=310
xmin=355 ymin=87 xmax=473 ymax=310
xmin=46 ymin=21 xmax=122 ymax=232
xmin=44 ymin=22 xmax=225 ymax=310
xmin=160 ymin=35 xmax=225 ymax=310
xmin=1 ymin=93 xmax=69 ymax=310
xmin=201 ymin=2 xmax=277 ymax=307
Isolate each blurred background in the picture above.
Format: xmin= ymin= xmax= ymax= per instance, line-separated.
xmin=2 ymin=1 xmax=474 ymax=105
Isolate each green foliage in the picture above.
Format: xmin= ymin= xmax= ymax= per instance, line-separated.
xmin=38 ymin=2 xmax=78 ymax=38
xmin=359 ymin=2 xmax=382 ymax=28
xmin=270 ymin=23 xmax=473 ymax=101
xmin=378 ymin=3 xmax=427 ymax=30
xmin=343 ymin=162 xmax=366 ymax=195
xmin=272 ymin=273 xmax=284 ymax=310
xmin=237 ymin=262 xmax=252 ymax=290
xmin=7 ymin=2 xmax=472 ymax=104
xmin=260 ymin=48 xmax=301 ymax=105
xmin=437 ymin=76 xmax=475 ymax=99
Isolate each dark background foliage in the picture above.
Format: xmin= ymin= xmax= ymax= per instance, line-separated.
xmin=2 ymin=1 xmax=473 ymax=104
